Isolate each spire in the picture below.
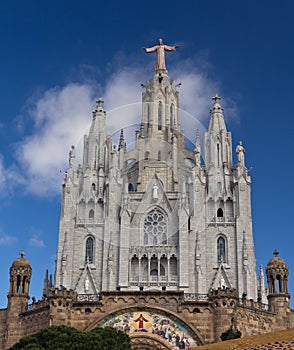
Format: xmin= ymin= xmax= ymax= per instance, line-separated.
xmin=195 ymin=232 xmax=201 ymax=274
xmin=43 ymin=269 xmax=50 ymax=298
xmin=208 ymin=94 xmax=227 ymax=133
xmin=95 ymin=97 xmax=105 ymax=113
xmin=204 ymin=94 xmax=232 ymax=168
xmin=212 ymin=93 xmax=221 ymax=104
xmin=259 ymin=265 xmax=267 ymax=304
xmin=140 ymin=122 xmax=145 ymax=138
xmin=194 ymin=129 xmax=201 ymax=166
xmin=118 ymin=129 xmax=125 ymax=151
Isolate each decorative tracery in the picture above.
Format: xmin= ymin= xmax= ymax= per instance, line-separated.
xmin=144 ymin=208 xmax=167 ymax=245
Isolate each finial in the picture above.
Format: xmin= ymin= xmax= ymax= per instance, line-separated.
xmin=95 ymin=97 xmax=105 ymax=113
xmin=118 ymin=129 xmax=124 ymax=151
xmin=212 ymin=94 xmax=221 ymax=103
xmin=96 ymin=97 xmax=104 ymax=107
xmin=273 ymin=249 xmax=279 ymax=257
xmin=20 ymin=250 xmax=25 ymax=258
xmin=140 ymin=122 xmax=145 ymax=138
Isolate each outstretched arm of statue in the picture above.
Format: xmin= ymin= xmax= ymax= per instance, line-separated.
xmin=143 ymin=46 xmax=157 ymax=53
xmin=164 ymin=45 xmax=179 ymax=51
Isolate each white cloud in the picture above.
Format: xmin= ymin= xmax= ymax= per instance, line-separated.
xmin=0 ymin=154 xmax=25 ymax=194
xmin=15 ymin=83 xmax=97 ymax=195
xmin=29 ymin=234 xmax=45 ymax=248
xmin=10 ymin=56 xmax=231 ymax=197
xmin=0 ymin=233 xmax=18 ymax=246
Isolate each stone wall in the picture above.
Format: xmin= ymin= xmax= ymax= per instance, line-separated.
xmin=1 ymin=289 xmax=293 ymax=349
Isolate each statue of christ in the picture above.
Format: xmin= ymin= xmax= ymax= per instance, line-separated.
xmin=143 ymin=38 xmax=179 ymax=71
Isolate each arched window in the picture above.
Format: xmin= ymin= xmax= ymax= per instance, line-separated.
xmin=144 ymin=208 xmax=167 ymax=245
xmin=170 ymin=255 xmax=178 ymax=277
xmin=22 ymin=276 xmax=27 ymax=293
xmin=85 ymin=237 xmax=94 ymax=264
xmin=128 ymin=183 xmax=134 ymax=192
xmin=170 ymin=104 xmax=174 ymax=129
xmin=217 ymin=236 xmax=226 ymax=263
xmin=158 ymin=151 xmax=161 ymax=161
xmin=276 ymin=275 xmax=282 ymax=293
xmin=16 ymin=275 xmax=21 ymax=293
xmin=217 ymin=182 xmax=222 ymax=193
xmin=158 ymin=102 xmax=162 ymax=130
xmin=162 ymin=233 xmax=167 ymax=245
xmin=144 ymin=151 xmax=149 ymax=160
xmin=147 ymin=103 xmax=150 ymax=127
xmin=89 ymin=209 xmax=94 ymax=222
xmin=217 ymin=208 xmax=223 ymax=217
xmin=92 ymin=183 xmax=96 ymax=191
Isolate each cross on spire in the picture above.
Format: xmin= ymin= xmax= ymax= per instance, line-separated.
xmin=212 ymin=94 xmax=221 ymax=103
xmin=96 ymin=97 xmax=104 ymax=108
xmin=273 ymin=249 xmax=279 ymax=257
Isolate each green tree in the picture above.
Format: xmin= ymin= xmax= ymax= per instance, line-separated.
xmin=9 ymin=325 xmax=131 ymax=350
xmin=220 ymin=327 xmax=242 ymax=341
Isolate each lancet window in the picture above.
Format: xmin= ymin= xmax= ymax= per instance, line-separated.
xmin=158 ymin=102 xmax=162 ymax=130
xmin=170 ymin=104 xmax=174 ymax=129
xmin=85 ymin=237 xmax=94 ymax=264
xmin=217 ymin=236 xmax=226 ymax=263
xmin=147 ymin=103 xmax=150 ymax=127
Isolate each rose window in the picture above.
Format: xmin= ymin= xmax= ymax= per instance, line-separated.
xmin=144 ymin=208 xmax=167 ymax=245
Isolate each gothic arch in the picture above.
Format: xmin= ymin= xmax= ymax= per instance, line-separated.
xmin=84 ymin=305 xmax=204 ymax=346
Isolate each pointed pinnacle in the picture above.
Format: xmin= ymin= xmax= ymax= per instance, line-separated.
xmin=118 ymin=129 xmax=124 ymax=151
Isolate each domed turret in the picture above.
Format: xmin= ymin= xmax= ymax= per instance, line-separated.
xmin=4 ymin=252 xmax=33 ymax=349
xmin=266 ymin=250 xmax=289 ymax=295
xmin=11 ymin=252 xmax=31 ymax=268
xmin=9 ymin=251 xmax=32 ymax=295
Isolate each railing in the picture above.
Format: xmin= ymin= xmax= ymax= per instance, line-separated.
xmin=208 ymin=217 xmax=235 ymax=224
xmin=130 ymin=275 xmax=177 ymax=283
xmin=184 ymin=293 xmax=209 ymax=301
xmin=77 ymin=294 xmax=100 ymax=302
xmin=237 ymin=298 xmax=270 ymax=311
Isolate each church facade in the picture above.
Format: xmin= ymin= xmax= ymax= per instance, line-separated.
xmin=0 ymin=40 xmax=293 ymax=350
xmin=55 ymin=45 xmax=257 ymax=300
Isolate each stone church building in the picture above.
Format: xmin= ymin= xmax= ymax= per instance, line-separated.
xmin=0 ymin=40 xmax=293 ymax=349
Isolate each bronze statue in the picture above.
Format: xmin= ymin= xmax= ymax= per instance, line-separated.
xmin=143 ymin=38 xmax=179 ymax=71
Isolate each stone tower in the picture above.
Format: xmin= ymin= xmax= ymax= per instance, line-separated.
xmin=55 ymin=40 xmax=258 ymax=300
xmin=3 ymin=251 xmax=32 ymax=349
xmin=266 ymin=250 xmax=290 ymax=326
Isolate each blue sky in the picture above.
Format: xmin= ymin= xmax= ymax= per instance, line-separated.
xmin=0 ymin=0 xmax=293 ymax=308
